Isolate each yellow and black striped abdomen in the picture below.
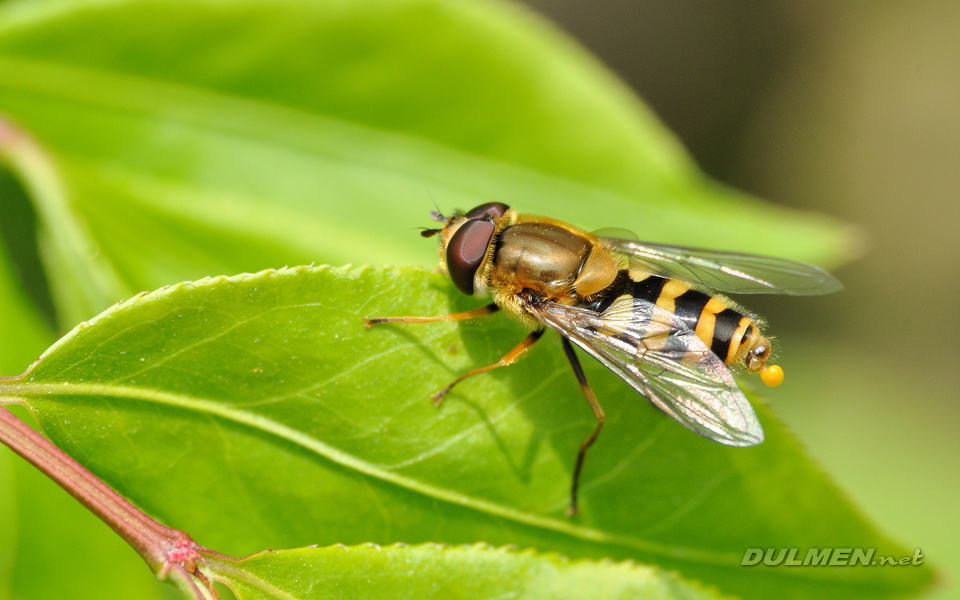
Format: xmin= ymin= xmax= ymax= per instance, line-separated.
xmin=589 ymin=271 xmax=755 ymax=365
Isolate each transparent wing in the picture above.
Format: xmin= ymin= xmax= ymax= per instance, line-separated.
xmin=603 ymin=238 xmax=842 ymax=295
xmin=529 ymin=297 xmax=763 ymax=446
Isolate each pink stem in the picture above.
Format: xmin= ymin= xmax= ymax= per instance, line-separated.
xmin=0 ymin=406 xmax=219 ymax=598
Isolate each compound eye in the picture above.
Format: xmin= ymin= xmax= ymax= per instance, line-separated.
xmin=465 ymin=202 xmax=509 ymax=220
xmin=446 ymin=218 xmax=496 ymax=295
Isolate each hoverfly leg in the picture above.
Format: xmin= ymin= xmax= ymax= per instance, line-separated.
xmin=364 ymin=303 xmax=499 ymax=328
xmin=431 ymin=329 xmax=544 ymax=407
xmin=560 ymin=337 xmax=605 ymax=517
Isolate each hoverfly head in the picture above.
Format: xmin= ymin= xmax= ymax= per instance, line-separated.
xmin=431 ymin=203 xmax=511 ymax=295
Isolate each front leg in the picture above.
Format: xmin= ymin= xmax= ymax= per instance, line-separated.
xmin=364 ymin=303 xmax=499 ymax=327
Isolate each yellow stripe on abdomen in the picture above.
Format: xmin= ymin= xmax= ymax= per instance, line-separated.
xmin=655 ymin=279 xmax=690 ymax=314
xmin=694 ymin=297 xmax=727 ymax=350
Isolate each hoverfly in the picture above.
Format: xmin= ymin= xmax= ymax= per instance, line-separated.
xmin=366 ymin=203 xmax=841 ymax=515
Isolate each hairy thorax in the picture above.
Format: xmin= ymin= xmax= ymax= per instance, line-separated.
xmin=486 ymin=221 xmax=619 ymax=324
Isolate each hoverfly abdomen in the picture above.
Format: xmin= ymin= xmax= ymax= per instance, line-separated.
xmin=669 ymin=288 xmax=713 ymax=328
xmin=593 ymin=270 xmax=764 ymax=369
xmin=709 ymin=308 xmax=752 ymax=365
xmin=635 ymin=275 xmax=765 ymax=369
xmin=625 ymin=272 xmax=667 ymax=306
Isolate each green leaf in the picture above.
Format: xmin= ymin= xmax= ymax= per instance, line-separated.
xmin=0 ymin=267 xmax=931 ymax=600
xmin=0 ymin=0 xmax=853 ymax=329
xmin=208 ymin=543 xmax=727 ymax=600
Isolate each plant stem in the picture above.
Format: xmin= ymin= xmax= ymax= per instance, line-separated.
xmin=0 ymin=406 xmax=220 ymax=599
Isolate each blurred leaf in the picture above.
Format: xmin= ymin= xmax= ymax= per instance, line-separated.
xmin=0 ymin=163 xmax=53 ymax=376
xmin=764 ymin=338 xmax=959 ymax=599
xmin=210 ymin=543 xmax=727 ymax=600
xmin=0 ymin=267 xmax=930 ymax=600
xmin=0 ymin=166 xmax=55 ymax=325
xmin=0 ymin=117 xmax=126 ymax=328
xmin=0 ymin=0 xmax=852 ymax=330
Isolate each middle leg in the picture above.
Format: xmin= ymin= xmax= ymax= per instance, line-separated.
xmin=560 ymin=336 xmax=605 ymax=517
xmin=432 ymin=329 xmax=544 ymax=406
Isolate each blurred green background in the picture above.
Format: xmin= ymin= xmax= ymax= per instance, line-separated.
xmin=0 ymin=1 xmax=956 ymax=598
xmin=524 ymin=1 xmax=959 ymax=597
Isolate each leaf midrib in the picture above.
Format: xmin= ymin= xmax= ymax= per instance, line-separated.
xmin=204 ymin=552 xmax=301 ymax=600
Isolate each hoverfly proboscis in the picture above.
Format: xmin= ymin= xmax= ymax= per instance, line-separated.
xmin=365 ymin=202 xmax=841 ymax=515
